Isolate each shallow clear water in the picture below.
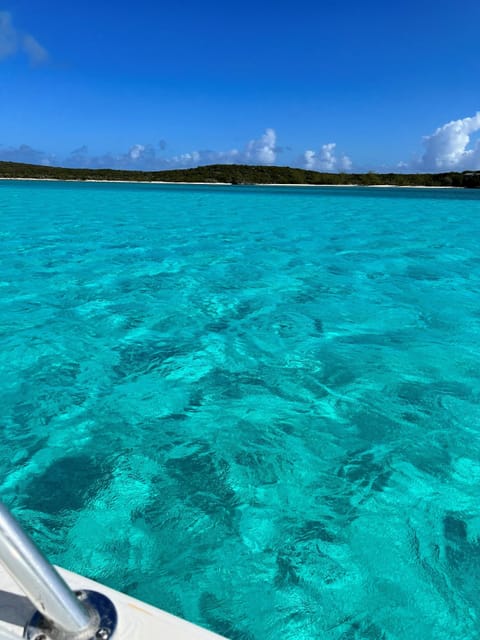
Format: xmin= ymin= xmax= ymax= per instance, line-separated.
xmin=2 ymin=181 xmax=480 ymax=639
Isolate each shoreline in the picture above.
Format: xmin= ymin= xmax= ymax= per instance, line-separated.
xmin=0 ymin=177 xmax=458 ymax=189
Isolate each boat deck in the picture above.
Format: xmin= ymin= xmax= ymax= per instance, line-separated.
xmin=0 ymin=566 xmax=225 ymax=640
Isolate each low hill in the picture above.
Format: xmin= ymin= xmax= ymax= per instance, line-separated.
xmin=1 ymin=161 xmax=480 ymax=188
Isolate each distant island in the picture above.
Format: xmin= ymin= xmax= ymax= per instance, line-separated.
xmin=1 ymin=161 xmax=480 ymax=188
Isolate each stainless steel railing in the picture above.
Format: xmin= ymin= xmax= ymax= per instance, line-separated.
xmin=0 ymin=502 xmax=92 ymax=634
xmin=0 ymin=502 xmax=117 ymax=640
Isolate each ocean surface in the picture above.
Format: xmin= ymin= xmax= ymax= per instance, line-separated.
xmin=1 ymin=180 xmax=480 ymax=639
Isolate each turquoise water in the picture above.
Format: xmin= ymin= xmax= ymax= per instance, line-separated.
xmin=2 ymin=181 xmax=480 ymax=639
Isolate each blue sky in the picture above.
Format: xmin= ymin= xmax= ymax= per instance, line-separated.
xmin=1 ymin=0 xmax=480 ymax=171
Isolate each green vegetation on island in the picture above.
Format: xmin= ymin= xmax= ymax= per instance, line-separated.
xmin=1 ymin=161 xmax=480 ymax=188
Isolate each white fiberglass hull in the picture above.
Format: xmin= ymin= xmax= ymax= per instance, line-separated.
xmin=0 ymin=565 xmax=226 ymax=640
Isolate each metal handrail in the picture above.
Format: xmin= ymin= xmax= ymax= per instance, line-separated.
xmin=0 ymin=502 xmax=92 ymax=636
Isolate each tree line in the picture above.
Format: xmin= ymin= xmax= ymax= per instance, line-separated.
xmin=1 ymin=161 xmax=479 ymax=188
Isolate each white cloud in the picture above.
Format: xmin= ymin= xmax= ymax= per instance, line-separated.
xmin=22 ymin=33 xmax=48 ymax=64
xmin=0 ymin=11 xmax=16 ymax=59
xmin=129 ymin=144 xmax=145 ymax=160
xmin=419 ymin=112 xmax=480 ymax=171
xmin=303 ymin=143 xmax=352 ymax=172
xmin=0 ymin=11 xmax=48 ymax=64
xmin=0 ymin=144 xmax=54 ymax=165
xmin=56 ymin=129 xmax=279 ymax=170
xmin=169 ymin=150 xmax=202 ymax=166
xmin=245 ymin=128 xmax=277 ymax=164
xmin=165 ymin=128 xmax=277 ymax=168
